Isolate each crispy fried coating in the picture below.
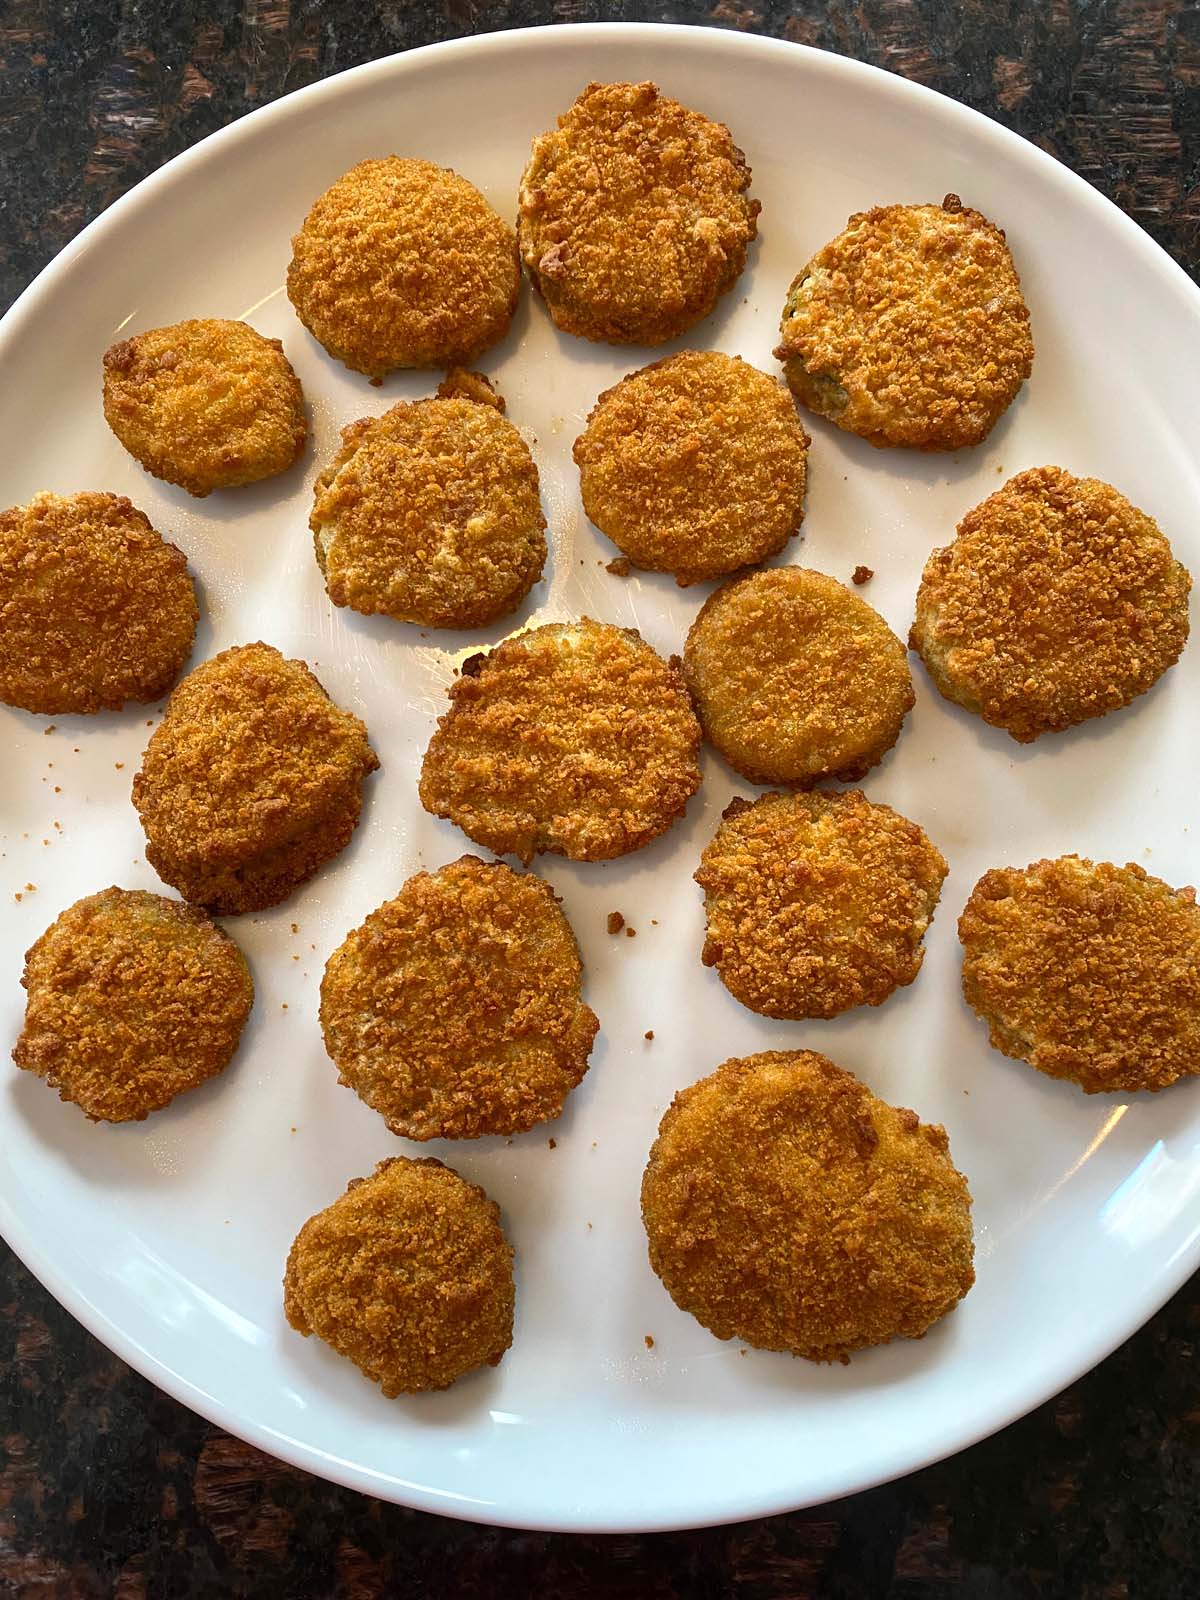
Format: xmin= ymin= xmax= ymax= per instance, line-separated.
xmin=911 ymin=467 xmax=1191 ymax=742
xmin=696 ymin=790 xmax=947 ymax=1020
xmin=435 ymin=368 xmax=505 ymax=411
xmin=684 ymin=567 xmax=913 ymax=785
xmin=959 ymin=855 xmax=1200 ymax=1094
xmin=419 ymin=619 xmax=702 ymax=863
xmin=573 ymin=352 xmax=809 ymax=585
xmin=132 ymin=642 xmax=378 ymax=914
xmin=775 ymin=195 xmax=1033 ymax=450
xmin=518 ymin=81 xmax=759 ymax=346
xmin=310 ymin=395 xmax=546 ymax=628
xmin=641 ymin=1050 xmax=974 ymax=1361
xmin=13 ymin=888 xmax=253 ymax=1122
xmin=284 ymin=1156 xmax=514 ymax=1395
xmin=320 ymin=856 xmax=598 ymax=1139
xmin=102 ymin=319 xmax=306 ymax=496
xmin=0 ymin=491 xmax=197 ymax=714
xmin=287 ymin=158 xmax=519 ymax=379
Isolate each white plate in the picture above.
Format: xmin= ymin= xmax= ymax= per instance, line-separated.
xmin=2 ymin=22 xmax=1199 ymax=1535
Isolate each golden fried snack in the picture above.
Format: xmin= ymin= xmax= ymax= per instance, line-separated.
xmin=573 ymin=352 xmax=809 ymax=585
xmin=912 ymin=467 xmax=1191 ymax=743
xmin=0 ymin=491 xmax=197 ymax=714
xmin=287 ymin=158 xmax=519 ymax=379
xmin=696 ymin=790 xmax=947 ymax=1019
xmin=284 ymin=1156 xmax=514 ymax=1395
xmin=419 ymin=619 xmax=702 ymax=863
xmin=684 ymin=567 xmax=913 ymax=785
xmin=518 ymin=81 xmax=759 ymax=346
xmin=310 ymin=394 xmax=546 ymax=628
xmin=775 ymin=195 xmax=1033 ymax=450
xmin=321 ymin=856 xmax=598 ymax=1139
xmin=641 ymin=1050 xmax=974 ymax=1361
xmin=132 ymin=642 xmax=378 ymax=914
xmin=959 ymin=855 xmax=1200 ymax=1094
xmin=13 ymin=888 xmax=253 ymax=1122
xmin=102 ymin=319 xmax=306 ymax=496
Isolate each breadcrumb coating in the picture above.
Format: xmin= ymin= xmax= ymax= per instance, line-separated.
xmin=911 ymin=466 xmax=1191 ymax=742
xmin=287 ymin=158 xmax=519 ymax=379
xmin=696 ymin=790 xmax=947 ymax=1019
xmin=573 ymin=351 xmax=809 ymax=585
xmin=518 ymin=81 xmax=759 ymax=346
xmin=284 ymin=1156 xmax=514 ymax=1395
xmin=0 ymin=491 xmax=197 ymax=714
xmin=132 ymin=642 xmax=378 ymax=914
xmin=641 ymin=1050 xmax=974 ymax=1361
xmin=13 ymin=888 xmax=253 ymax=1122
xmin=310 ymin=395 xmax=546 ymax=628
xmin=684 ymin=567 xmax=913 ymax=785
xmin=959 ymin=855 xmax=1200 ymax=1094
xmin=102 ymin=319 xmax=306 ymax=496
xmin=419 ymin=619 xmax=702 ymax=863
xmin=320 ymin=856 xmax=598 ymax=1139
xmin=435 ymin=368 xmax=505 ymax=411
xmin=775 ymin=196 xmax=1033 ymax=450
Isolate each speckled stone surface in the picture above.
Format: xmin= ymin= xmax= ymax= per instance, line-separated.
xmin=2 ymin=3 xmax=1199 ymax=1595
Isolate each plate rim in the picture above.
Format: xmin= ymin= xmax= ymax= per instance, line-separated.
xmin=2 ymin=19 xmax=1199 ymax=1533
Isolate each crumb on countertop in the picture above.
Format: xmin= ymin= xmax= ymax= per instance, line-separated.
xmin=548 ymin=1137 xmax=557 ymax=1149
xmin=436 ymin=367 xmax=505 ymax=411
xmin=851 ymin=565 xmax=874 ymax=585
xmin=625 ymin=925 xmax=637 ymax=938
xmin=644 ymin=1335 xmax=655 ymax=1349
xmin=644 ymin=1030 xmax=654 ymax=1041
xmin=606 ymin=556 xmax=632 ymax=577
xmin=291 ymin=923 xmax=299 ymax=934
xmin=607 ymin=911 xmax=625 ymax=935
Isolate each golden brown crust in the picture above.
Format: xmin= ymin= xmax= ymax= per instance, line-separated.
xmin=102 ymin=319 xmax=307 ymax=496
xmin=287 ymin=158 xmax=519 ymax=379
xmin=640 ymin=1050 xmax=974 ymax=1361
xmin=283 ymin=1156 xmax=514 ymax=1395
xmin=435 ymin=368 xmax=506 ymax=411
xmin=959 ymin=855 xmax=1200 ymax=1094
xmin=132 ymin=642 xmax=378 ymax=914
xmin=518 ymin=81 xmax=759 ymax=346
xmin=911 ymin=466 xmax=1191 ymax=742
xmin=419 ymin=619 xmax=702 ymax=863
xmin=0 ymin=491 xmax=197 ymax=714
xmin=310 ymin=396 xmax=546 ymax=628
xmin=696 ymin=790 xmax=947 ymax=1019
xmin=684 ymin=567 xmax=914 ymax=785
xmin=775 ymin=197 xmax=1033 ymax=450
xmin=13 ymin=888 xmax=253 ymax=1122
xmin=573 ymin=351 xmax=809 ymax=585
xmin=320 ymin=855 xmax=598 ymax=1139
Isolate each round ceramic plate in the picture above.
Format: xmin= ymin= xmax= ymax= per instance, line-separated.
xmin=2 ymin=22 xmax=1199 ymax=1534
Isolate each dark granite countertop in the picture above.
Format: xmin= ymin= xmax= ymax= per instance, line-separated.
xmin=2 ymin=4 xmax=1199 ymax=1596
